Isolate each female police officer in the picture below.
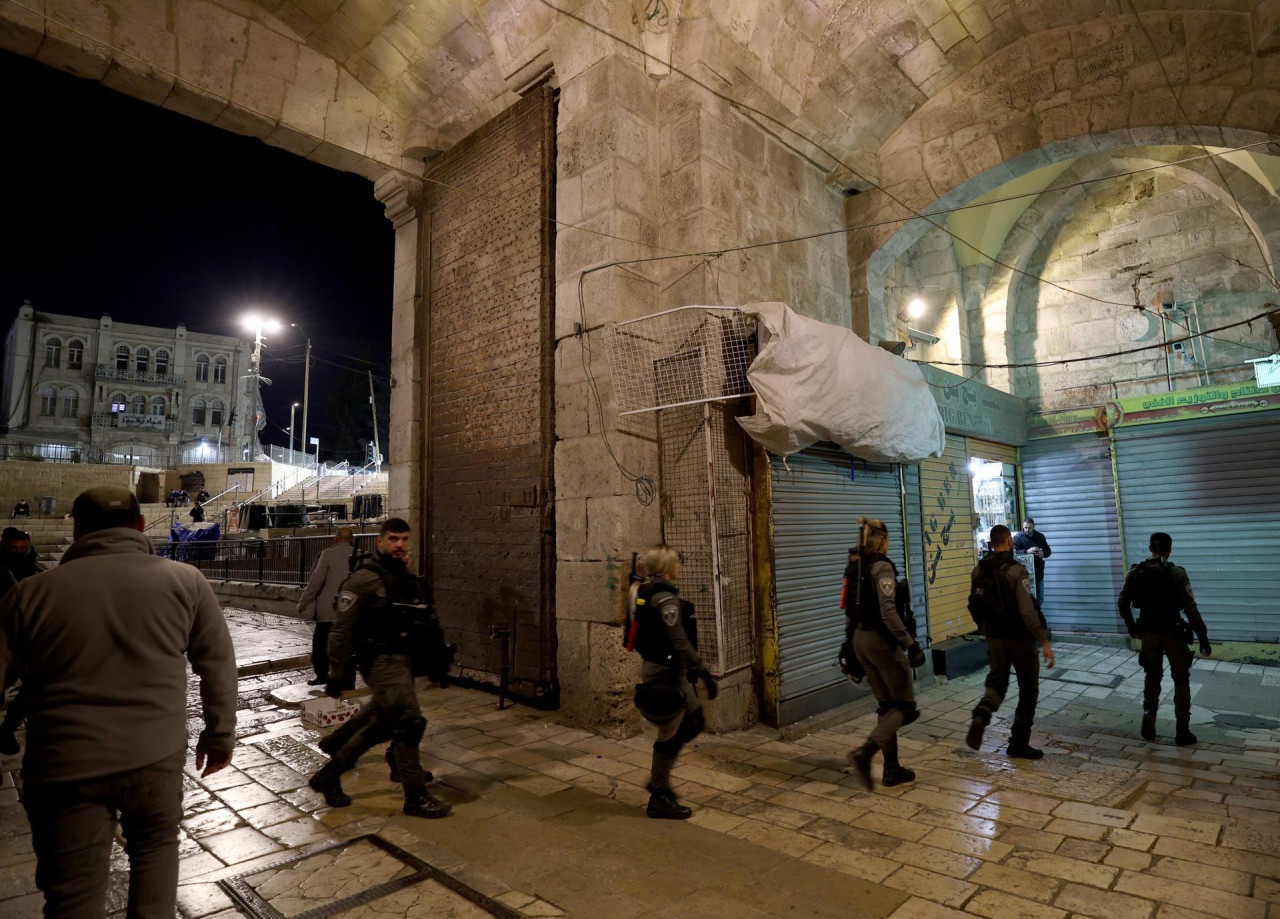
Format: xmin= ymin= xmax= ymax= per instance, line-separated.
xmin=628 ymin=544 xmax=717 ymax=819
xmin=844 ymin=517 xmax=926 ymax=789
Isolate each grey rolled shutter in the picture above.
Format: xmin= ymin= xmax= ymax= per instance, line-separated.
xmin=771 ymin=447 xmax=906 ymax=725
xmin=1114 ymin=415 xmax=1280 ymax=642
xmin=1020 ymin=434 xmax=1126 ymax=633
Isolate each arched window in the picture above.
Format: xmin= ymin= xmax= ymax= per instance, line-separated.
xmin=61 ymin=387 xmax=79 ymax=418
xmin=115 ymin=344 xmax=129 ymax=372
xmin=154 ymin=349 xmax=169 ymax=375
xmin=109 ymin=392 xmax=127 ymax=414
xmin=130 ymin=394 xmax=146 ymax=415
xmin=191 ymin=399 xmax=206 ymax=425
xmin=67 ymin=340 xmax=84 ymax=370
xmin=45 ymin=338 xmax=62 ymax=368
xmin=213 ymin=356 xmax=227 ymax=384
xmin=195 ymin=353 xmax=209 ymax=382
xmin=135 ymin=347 xmax=150 ymax=374
xmin=38 ymin=385 xmax=56 ymax=416
xmin=151 ymin=396 xmax=167 ymax=417
xmin=210 ymin=400 xmax=224 ymax=426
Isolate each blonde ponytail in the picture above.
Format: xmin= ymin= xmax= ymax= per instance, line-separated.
xmin=856 ymin=516 xmax=889 ymax=555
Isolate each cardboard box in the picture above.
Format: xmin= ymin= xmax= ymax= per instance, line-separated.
xmin=301 ymin=697 xmax=360 ymax=727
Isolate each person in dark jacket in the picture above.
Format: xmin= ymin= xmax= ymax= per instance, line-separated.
xmin=1118 ymin=532 xmax=1211 ymax=746
xmin=11 ymin=500 xmax=31 ymax=519
xmin=189 ymin=502 xmax=206 ymax=524
xmin=845 ymin=517 xmax=927 ymax=790
xmin=1011 ymin=518 xmax=1051 ymax=606
xmin=0 ymin=527 xmax=43 ymax=756
xmin=628 ymin=543 xmax=717 ymax=819
xmin=966 ymin=525 xmax=1055 ymax=759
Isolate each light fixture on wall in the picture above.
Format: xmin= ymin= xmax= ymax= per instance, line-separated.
xmin=906 ymin=298 xmax=927 ymax=320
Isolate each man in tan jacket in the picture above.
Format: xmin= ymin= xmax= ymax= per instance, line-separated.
xmin=297 ymin=527 xmax=356 ymax=686
xmin=0 ymin=486 xmax=236 ymax=919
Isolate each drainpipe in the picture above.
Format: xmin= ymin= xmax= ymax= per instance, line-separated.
xmin=1108 ymin=427 xmax=1127 ymax=573
xmin=1159 ymin=305 xmax=1174 ymax=393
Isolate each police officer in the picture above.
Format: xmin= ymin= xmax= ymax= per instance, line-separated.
xmin=0 ymin=527 xmax=44 ymax=756
xmin=307 ymin=517 xmax=451 ymax=819
xmin=1118 ymin=532 xmax=1211 ymax=746
xmin=845 ymin=517 xmax=926 ymax=789
xmin=629 ymin=544 xmax=717 ymax=819
xmin=965 ymin=525 xmax=1055 ymax=759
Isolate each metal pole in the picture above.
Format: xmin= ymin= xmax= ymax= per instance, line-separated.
xmin=703 ymin=403 xmax=726 ymax=675
xmin=1108 ymin=426 xmax=1128 ymax=574
xmin=368 ymin=371 xmax=381 ymax=471
xmin=301 ymin=337 xmax=311 ymax=465
xmin=289 ymin=403 xmax=297 ymax=457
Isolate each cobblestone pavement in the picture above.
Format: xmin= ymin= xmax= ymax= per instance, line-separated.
xmin=220 ymin=609 xmax=313 ymax=671
xmin=1 ymin=642 xmax=1278 ymax=919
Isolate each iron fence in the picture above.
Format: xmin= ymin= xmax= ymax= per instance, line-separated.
xmin=155 ymin=530 xmax=380 ymax=585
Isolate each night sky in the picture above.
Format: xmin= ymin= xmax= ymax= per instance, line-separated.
xmin=0 ymin=50 xmax=393 ymax=458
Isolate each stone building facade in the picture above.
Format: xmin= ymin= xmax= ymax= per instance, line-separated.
xmin=5 ymin=0 xmax=1280 ymax=730
xmin=1 ymin=303 xmax=256 ymax=466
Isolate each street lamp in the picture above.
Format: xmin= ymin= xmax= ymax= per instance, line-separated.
xmin=290 ymin=323 xmax=313 ymax=464
xmin=240 ymin=313 xmax=282 ymax=462
xmin=289 ymin=402 xmax=300 ymax=457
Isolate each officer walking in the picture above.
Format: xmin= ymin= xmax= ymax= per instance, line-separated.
xmin=307 ymin=517 xmax=451 ymax=819
xmin=1118 ymin=532 xmax=1211 ymax=746
xmin=628 ymin=544 xmax=717 ymax=819
xmin=965 ymin=525 xmax=1055 ymax=759
xmin=844 ymin=517 xmax=926 ymax=789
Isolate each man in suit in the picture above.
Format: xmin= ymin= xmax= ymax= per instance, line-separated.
xmin=297 ymin=527 xmax=356 ymax=686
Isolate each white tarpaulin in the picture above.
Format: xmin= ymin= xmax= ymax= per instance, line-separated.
xmin=736 ymin=302 xmax=946 ymax=462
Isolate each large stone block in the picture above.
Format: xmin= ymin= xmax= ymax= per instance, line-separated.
xmin=554 ymin=435 xmax=628 ymax=500
xmin=556 ymin=559 xmax=624 ymax=624
xmin=0 ymin=0 xmax=44 ymax=56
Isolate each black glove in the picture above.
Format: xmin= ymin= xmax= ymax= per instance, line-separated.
xmin=324 ymin=679 xmax=345 ymax=699
xmin=1199 ymin=640 xmax=1212 ymax=657
xmin=693 ymin=669 xmax=719 ymax=700
xmin=906 ymin=643 xmax=926 ymax=669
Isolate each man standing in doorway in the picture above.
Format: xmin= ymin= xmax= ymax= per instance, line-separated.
xmin=1012 ymin=518 xmax=1052 ymax=606
xmin=1118 ymin=532 xmax=1211 ymax=746
xmin=966 ymin=525 xmax=1055 ymax=759
xmin=297 ymin=527 xmax=356 ymax=686
xmin=0 ymin=486 xmax=236 ymax=918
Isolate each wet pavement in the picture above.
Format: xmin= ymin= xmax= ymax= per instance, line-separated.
xmin=1 ymin=639 xmax=1278 ymax=919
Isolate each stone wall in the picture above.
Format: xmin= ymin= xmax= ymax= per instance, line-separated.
xmin=0 ymin=460 xmax=135 ymax=515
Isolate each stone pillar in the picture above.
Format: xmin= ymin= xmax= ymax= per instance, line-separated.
xmin=375 ymin=172 xmax=425 ymax=554
xmin=554 ymin=47 xmax=663 ymax=733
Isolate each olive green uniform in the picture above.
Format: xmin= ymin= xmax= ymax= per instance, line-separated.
xmin=1118 ymin=559 xmax=1208 ymax=732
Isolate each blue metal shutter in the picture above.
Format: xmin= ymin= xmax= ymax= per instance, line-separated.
xmin=903 ymin=463 xmax=928 ymax=645
xmin=771 ymin=447 xmax=907 ymax=725
xmin=1020 ymin=434 xmax=1126 ymax=633
xmin=1114 ymin=415 xmax=1280 ymax=642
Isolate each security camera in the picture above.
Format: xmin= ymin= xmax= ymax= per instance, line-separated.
xmin=907 ymin=328 xmax=940 ymax=346
xmin=877 ymin=340 xmax=907 ymax=356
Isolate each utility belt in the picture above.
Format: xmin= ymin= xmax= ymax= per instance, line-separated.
xmin=1135 ymin=612 xmax=1193 ymax=644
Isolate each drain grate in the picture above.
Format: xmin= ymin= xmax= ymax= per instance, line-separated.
xmin=217 ymin=835 xmax=522 ymax=919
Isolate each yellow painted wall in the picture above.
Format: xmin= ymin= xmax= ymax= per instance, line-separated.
xmin=921 ymin=435 xmax=978 ymax=643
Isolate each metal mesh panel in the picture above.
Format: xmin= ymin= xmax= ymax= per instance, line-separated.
xmin=657 ymin=402 xmax=755 ymax=674
xmin=607 ymin=307 xmax=756 ymax=415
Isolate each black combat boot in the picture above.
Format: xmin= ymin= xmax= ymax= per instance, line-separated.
xmin=966 ymin=705 xmax=993 ymax=752
xmin=846 ymin=741 xmax=879 ymax=790
xmin=1175 ymin=721 xmax=1197 ymax=746
xmin=318 ymin=733 xmax=343 ymax=756
xmin=1141 ymin=712 xmax=1157 ymax=742
xmin=880 ymin=743 xmax=915 ymax=788
xmin=1006 ymin=725 xmax=1043 ymax=760
xmin=308 ymin=763 xmax=352 ymax=808
xmin=385 ymin=747 xmax=433 ymax=784
xmin=645 ymin=786 xmax=692 ymax=820
xmin=403 ymin=790 xmax=452 ymax=819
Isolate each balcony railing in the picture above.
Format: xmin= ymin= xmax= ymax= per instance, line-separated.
xmin=91 ymin=412 xmax=179 ymax=432
xmin=94 ymin=364 xmax=184 ymax=386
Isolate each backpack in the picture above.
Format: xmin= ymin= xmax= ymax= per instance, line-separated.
xmin=1129 ymin=560 xmax=1181 ymax=630
xmin=968 ymin=556 xmax=1017 ymax=630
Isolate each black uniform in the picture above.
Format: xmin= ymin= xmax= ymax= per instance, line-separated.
xmin=968 ymin=551 xmax=1047 ymax=754
xmin=844 ymin=553 xmax=919 ymax=761
xmin=0 ymin=542 xmax=43 ymax=753
xmin=1118 ymin=557 xmax=1208 ymax=739
xmin=631 ymin=578 xmax=714 ymax=802
xmin=317 ymin=552 xmax=443 ymax=811
xmin=1011 ymin=529 xmax=1051 ymax=605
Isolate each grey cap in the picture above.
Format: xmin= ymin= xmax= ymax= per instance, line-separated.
xmin=71 ymin=486 xmax=141 ymax=528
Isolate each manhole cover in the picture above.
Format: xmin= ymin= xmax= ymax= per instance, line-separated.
xmin=217 ymin=835 xmax=521 ymax=919
xmin=1213 ymin=713 xmax=1280 ymax=730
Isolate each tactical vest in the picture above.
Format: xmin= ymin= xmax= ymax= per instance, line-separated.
xmin=632 ymin=580 xmax=698 ymax=665
xmin=1129 ymin=559 xmax=1182 ymax=632
xmin=848 ymin=552 xmax=902 ymax=640
xmin=352 ymin=556 xmax=421 ymax=651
